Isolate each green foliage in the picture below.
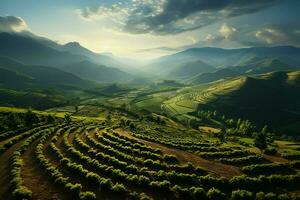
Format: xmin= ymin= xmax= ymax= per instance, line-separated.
xmin=254 ymin=126 xmax=274 ymax=151
xmin=231 ymin=190 xmax=253 ymax=200
xmin=64 ymin=113 xmax=72 ymax=124
xmin=79 ymin=191 xmax=96 ymax=200
xmin=206 ymin=188 xmax=226 ymax=200
xmin=12 ymin=186 xmax=32 ymax=200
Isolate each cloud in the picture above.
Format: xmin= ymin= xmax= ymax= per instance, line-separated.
xmin=0 ymin=16 xmax=28 ymax=32
xmin=136 ymin=46 xmax=180 ymax=53
xmin=219 ymin=23 xmax=237 ymax=39
xmin=255 ymin=25 xmax=300 ymax=46
xmin=77 ymin=0 xmax=281 ymax=35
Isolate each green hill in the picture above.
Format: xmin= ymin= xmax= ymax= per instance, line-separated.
xmin=231 ymin=57 xmax=298 ymax=75
xmin=61 ymin=60 xmax=133 ymax=83
xmin=0 ymin=88 xmax=67 ymax=109
xmin=164 ymin=71 xmax=300 ymax=135
xmin=0 ymin=68 xmax=34 ymax=89
xmin=169 ymin=60 xmax=216 ymax=80
xmin=0 ymin=32 xmax=86 ymax=66
xmin=0 ymin=56 xmax=94 ymax=90
xmin=189 ymin=68 xmax=241 ymax=84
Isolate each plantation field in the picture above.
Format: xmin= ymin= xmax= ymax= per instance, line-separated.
xmin=0 ymin=107 xmax=300 ymax=200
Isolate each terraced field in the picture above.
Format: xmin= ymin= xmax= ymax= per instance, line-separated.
xmin=1 ymin=115 xmax=300 ymax=200
xmin=161 ymin=77 xmax=245 ymax=118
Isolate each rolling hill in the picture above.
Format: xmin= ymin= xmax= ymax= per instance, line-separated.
xmin=0 ymin=56 xmax=94 ymax=90
xmin=0 ymin=88 xmax=67 ymax=109
xmin=230 ymin=57 xmax=299 ymax=75
xmin=163 ymin=71 xmax=300 ymax=134
xmin=61 ymin=60 xmax=133 ymax=83
xmin=169 ymin=60 xmax=216 ymax=80
xmin=189 ymin=68 xmax=241 ymax=84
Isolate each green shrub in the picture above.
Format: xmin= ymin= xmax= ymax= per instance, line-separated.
xmin=190 ymin=187 xmax=206 ymax=199
xmin=79 ymin=191 xmax=96 ymax=200
xmin=231 ymin=189 xmax=253 ymax=200
xmin=12 ymin=186 xmax=32 ymax=200
xmin=207 ymin=188 xmax=226 ymax=200
xmin=163 ymin=154 xmax=179 ymax=163
xmin=264 ymin=147 xmax=277 ymax=155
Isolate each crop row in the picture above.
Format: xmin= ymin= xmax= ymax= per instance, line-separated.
xmin=10 ymin=126 xmax=55 ymax=199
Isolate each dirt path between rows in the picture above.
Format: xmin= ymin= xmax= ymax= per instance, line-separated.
xmin=21 ymin=133 xmax=67 ymax=200
xmin=0 ymin=138 xmax=27 ymax=199
xmin=115 ymin=129 xmax=243 ymax=178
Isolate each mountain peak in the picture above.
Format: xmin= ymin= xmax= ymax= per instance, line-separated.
xmin=64 ymin=42 xmax=82 ymax=47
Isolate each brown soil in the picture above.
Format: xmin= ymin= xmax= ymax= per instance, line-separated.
xmin=21 ymin=135 xmax=68 ymax=200
xmin=115 ymin=129 xmax=243 ymax=178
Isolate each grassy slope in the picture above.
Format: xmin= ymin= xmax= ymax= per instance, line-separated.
xmin=163 ymin=71 xmax=300 ymax=134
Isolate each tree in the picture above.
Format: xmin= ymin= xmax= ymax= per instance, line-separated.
xmin=74 ymin=105 xmax=79 ymax=113
xmin=5 ymin=113 xmax=21 ymax=129
xmin=254 ymin=126 xmax=273 ymax=152
xmin=218 ymin=129 xmax=226 ymax=143
xmin=47 ymin=114 xmax=55 ymax=123
xmin=64 ymin=114 xmax=72 ymax=124
xmin=24 ymin=109 xmax=38 ymax=127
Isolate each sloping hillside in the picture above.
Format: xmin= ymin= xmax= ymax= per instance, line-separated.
xmin=0 ymin=32 xmax=86 ymax=66
xmin=231 ymin=58 xmax=298 ymax=74
xmin=0 ymin=88 xmax=67 ymax=109
xmin=169 ymin=60 xmax=216 ymax=79
xmin=61 ymin=60 xmax=132 ymax=83
xmin=0 ymin=57 xmax=94 ymax=90
xmin=164 ymin=71 xmax=300 ymax=134
xmin=189 ymin=68 xmax=241 ymax=84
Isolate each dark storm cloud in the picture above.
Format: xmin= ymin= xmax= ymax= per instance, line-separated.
xmin=122 ymin=0 xmax=282 ymax=35
xmin=0 ymin=16 xmax=28 ymax=32
xmin=78 ymin=0 xmax=282 ymax=35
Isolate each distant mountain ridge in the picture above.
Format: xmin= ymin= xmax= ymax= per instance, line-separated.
xmin=0 ymin=56 xmax=94 ymax=90
xmin=61 ymin=60 xmax=133 ymax=83
xmin=0 ymin=32 xmax=134 ymax=83
xmin=169 ymin=60 xmax=216 ymax=80
xmin=147 ymin=46 xmax=300 ymax=79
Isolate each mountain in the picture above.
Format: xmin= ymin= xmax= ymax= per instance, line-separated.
xmin=0 ymin=32 xmax=87 ymax=66
xmin=0 ymin=32 xmax=136 ymax=83
xmin=189 ymin=68 xmax=241 ymax=84
xmin=230 ymin=57 xmax=299 ymax=74
xmin=0 ymin=56 xmax=94 ymax=90
xmin=147 ymin=46 xmax=300 ymax=74
xmin=61 ymin=60 xmax=132 ymax=83
xmin=169 ymin=60 xmax=216 ymax=79
xmin=52 ymin=41 xmax=140 ymax=73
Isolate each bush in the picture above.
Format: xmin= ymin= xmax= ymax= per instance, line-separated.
xmin=264 ymin=147 xmax=277 ymax=155
xmin=163 ymin=154 xmax=179 ymax=164
xmin=207 ymin=188 xmax=226 ymax=200
xmin=65 ymin=183 xmax=82 ymax=196
xmin=231 ymin=190 xmax=253 ymax=200
xmin=79 ymin=191 xmax=96 ymax=200
xmin=12 ymin=186 xmax=32 ymax=200
xmin=112 ymin=183 xmax=127 ymax=194
xmin=190 ymin=187 xmax=206 ymax=199
xmin=256 ymin=192 xmax=277 ymax=200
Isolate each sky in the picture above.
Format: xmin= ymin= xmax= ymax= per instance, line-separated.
xmin=0 ymin=0 xmax=299 ymax=60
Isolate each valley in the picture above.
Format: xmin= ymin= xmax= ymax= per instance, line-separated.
xmin=1 ymin=2 xmax=300 ymax=198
